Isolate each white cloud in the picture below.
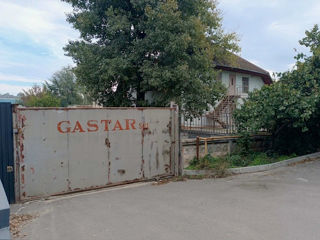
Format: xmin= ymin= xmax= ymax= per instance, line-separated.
xmin=0 ymin=0 xmax=78 ymax=59
xmin=0 ymin=0 xmax=319 ymax=92
xmin=220 ymin=0 xmax=279 ymax=12
xmin=266 ymin=69 xmax=277 ymax=79
xmin=0 ymin=83 xmax=31 ymax=95
xmin=220 ymin=0 xmax=320 ymax=73
xmin=0 ymin=0 xmax=78 ymax=93
xmin=268 ymin=21 xmax=301 ymax=39
xmin=303 ymin=2 xmax=320 ymax=20
xmin=0 ymin=59 xmax=30 ymax=69
xmin=267 ymin=1 xmax=320 ymax=40
xmin=0 ymin=73 xmax=42 ymax=83
xmin=287 ymin=63 xmax=297 ymax=71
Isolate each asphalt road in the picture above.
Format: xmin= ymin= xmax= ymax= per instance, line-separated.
xmin=11 ymin=159 xmax=320 ymax=240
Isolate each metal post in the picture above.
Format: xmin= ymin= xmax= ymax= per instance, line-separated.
xmin=178 ymin=109 xmax=182 ymax=176
xmin=228 ymin=139 xmax=232 ymax=155
xmin=196 ymin=136 xmax=200 ymax=161
xmin=204 ymin=139 xmax=208 ymax=155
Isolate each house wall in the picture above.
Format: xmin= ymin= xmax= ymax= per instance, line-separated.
xmin=182 ymin=70 xmax=267 ymax=132
xmin=221 ymin=71 xmax=229 ymax=87
xmin=198 ymin=70 xmax=265 ymax=119
xmin=220 ymin=71 xmax=265 ymax=95
xmin=248 ymin=75 xmax=265 ymax=92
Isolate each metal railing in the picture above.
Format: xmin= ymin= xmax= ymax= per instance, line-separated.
xmin=181 ymin=87 xmax=251 ymax=136
xmin=229 ymin=87 xmax=249 ymax=96
xmin=194 ymin=133 xmax=271 ymax=160
xmin=181 ymin=112 xmax=237 ymax=136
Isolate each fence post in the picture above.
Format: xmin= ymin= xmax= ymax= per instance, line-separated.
xmin=196 ymin=136 xmax=200 ymax=160
xmin=228 ymin=139 xmax=232 ymax=154
xmin=204 ymin=139 xmax=208 ymax=155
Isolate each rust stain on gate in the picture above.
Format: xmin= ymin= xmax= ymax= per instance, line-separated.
xmin=14 ymin=107 xmax=179 ymax=201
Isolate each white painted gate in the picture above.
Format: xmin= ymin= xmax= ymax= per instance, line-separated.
xmin=14 ymin=107 xmax=179 ymax=201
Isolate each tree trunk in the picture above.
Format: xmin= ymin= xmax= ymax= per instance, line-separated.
xmin=136 ymin=74 xmax=145 ymax=106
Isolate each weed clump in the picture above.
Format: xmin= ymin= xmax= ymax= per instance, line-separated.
xmin=187 ymin=152 xmax=297 ymax=171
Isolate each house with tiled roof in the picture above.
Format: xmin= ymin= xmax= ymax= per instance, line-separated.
xmin=215 ymin=54 xmax=272 ymax=88
xmin=182 ymin=55 xmax=272 ymax=135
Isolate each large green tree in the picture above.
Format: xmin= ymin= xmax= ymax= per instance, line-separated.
xmin=63 ymin=0 xmax=239 ymax=117
xmin=234 ymin=25 xmax=320 ymax=154
xmin=45 ymin=67 xmax=92 ymax=107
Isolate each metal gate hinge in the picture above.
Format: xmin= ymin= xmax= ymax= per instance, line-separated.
xmin=7 ymin=166 xmax=13 ymax=173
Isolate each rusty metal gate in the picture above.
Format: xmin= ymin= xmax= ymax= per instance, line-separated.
xmin=0 ymin=103 xmax=15 ymax=203
xmin=14 ymin=107 xmax=179 ymax=201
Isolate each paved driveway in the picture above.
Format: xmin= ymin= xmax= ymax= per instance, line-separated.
xmin=11 ymin=159 xmax=320 ymax=240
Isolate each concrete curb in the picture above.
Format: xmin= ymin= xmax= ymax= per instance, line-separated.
xmin=183 ymin=152 xmax=320 ymax=176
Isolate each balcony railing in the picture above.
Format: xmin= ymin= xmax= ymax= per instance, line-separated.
xmin=181 ymin=113 xmax=237 ymax=135
xmin=228 ymin=87 xmax=249 ymax=96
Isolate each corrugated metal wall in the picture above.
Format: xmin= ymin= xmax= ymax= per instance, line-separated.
xmin=15 ymin=107 xmax=179 ymax=201
xmin=0 ymin=103 xmax=15 ymax=203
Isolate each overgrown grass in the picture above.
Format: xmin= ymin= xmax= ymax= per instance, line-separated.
xmin=186 ymin=152 xmax=297 ymax=170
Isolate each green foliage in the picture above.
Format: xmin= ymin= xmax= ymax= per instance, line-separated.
xmin=247 ymin=152 xmax=297 ymax=166
xmin=213 ymin=157 xmax=230 ymax=177
xmin=19 ymin=85 xmax=61 ymax=107
xmin=252 ymin=152 xmax=272 ymax=165
xmin=226 ymin=154 xmax=250 ymax=167
xmin=187 ymin=152 xmax=297 ymax=170
xmin=234 ymin=83 xmax=318 ymax=135
xmin=234 ymin=24 xmax=320 ymax=154
xmin=187 ymin=154 xmax=230 ymax=177
xmin=188 ymin=154 xmax=212 ymax=170
xmin=45 ymin=67 xmax=92 ymax=107
xmin=62 ymin=0 xmax=239 ymax=117
xmin=235 ymin=132 xmax=253 ymax=156
xmin=187 ymin=154 xmax=229 ymax=169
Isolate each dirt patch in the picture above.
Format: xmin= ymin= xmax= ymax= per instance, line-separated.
xmin=10 ymin=214 xmax=36 ymax=239
xmin=152 ymin=179 xmax=170 ymax=186
xmin=152 ymin=176 xmax=188 ymax=186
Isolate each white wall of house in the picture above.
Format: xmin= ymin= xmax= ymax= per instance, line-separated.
xmin=182 ymin=70 xmax=268 ymax=131
xmin=221 ymin=71 xmax=229 ymax=87
xmin=248 ymin=75 xmax=265 ymax=92
xmin=218 ymin=70 xmax=266 ymax=110
xmin=207 ymin=70 xmax=267 ymax=112
xmin=220 ymin=70 xmax=265 ymax=96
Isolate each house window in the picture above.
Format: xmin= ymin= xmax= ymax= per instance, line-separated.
xmin=242 ymin=77 xmax=249 ymax=93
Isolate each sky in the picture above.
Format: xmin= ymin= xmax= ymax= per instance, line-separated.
xmin=0 ymin=0 xmax=319 ymax=95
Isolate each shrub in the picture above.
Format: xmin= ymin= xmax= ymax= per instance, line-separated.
xmin=226 ymin=154 xmax=251 ymax=167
